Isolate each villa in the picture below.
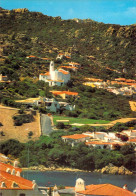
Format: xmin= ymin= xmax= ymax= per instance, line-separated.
xmin=39 ymin=61 xmax=70 ymax=86
xmin=62 ymin=134 xmax=90 ymax=146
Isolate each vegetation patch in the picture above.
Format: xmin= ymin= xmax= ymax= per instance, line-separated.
xmin=13 ymin=114 xmax=34 ymax=126
xmin=53 ymin=115 xmax=110 ymax=125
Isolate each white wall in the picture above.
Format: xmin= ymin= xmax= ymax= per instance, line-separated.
xmin=0 ymin=188 xmax=43 ymax=196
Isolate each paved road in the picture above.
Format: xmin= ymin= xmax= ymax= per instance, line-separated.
xmin=41 ymin=114 xmax=54 ymax=135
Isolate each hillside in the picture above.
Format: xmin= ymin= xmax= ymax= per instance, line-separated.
xmin=0 ymin=7 xmax=135 ymax=120
xmin=0 ymin=105 xmax=41 ymax=142
xmin=0 ymin=7 xmax=136 ymax=80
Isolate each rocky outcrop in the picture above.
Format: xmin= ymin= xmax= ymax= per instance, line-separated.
xmin=13 ymin=8 xmax=29 ymax=13
xmin=24 ymin=165 xmax=83 ymax=172
xmin=94 ymin=163 xmax=133 ymax=175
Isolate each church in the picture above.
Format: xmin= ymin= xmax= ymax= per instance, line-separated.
xmin=39 ymin=61 xmax=70 ymax=86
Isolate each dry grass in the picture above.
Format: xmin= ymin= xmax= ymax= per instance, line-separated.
xmin=0 ymin=105 xmax=41 ymax=143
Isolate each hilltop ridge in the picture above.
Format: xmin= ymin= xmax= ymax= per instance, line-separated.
xmin=0 ymin=7 xmax=135 ymax=80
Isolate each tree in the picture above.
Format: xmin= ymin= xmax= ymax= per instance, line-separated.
xmin=120 ymin=144 xmax=135 ymax=155
xmin=56 ymin=122 xmax=65 ymax=129
xmin=28 ymin=131 xmax=33 ymax=139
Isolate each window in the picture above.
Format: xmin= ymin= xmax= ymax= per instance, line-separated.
xmin=20 ymin=194 xmax=25 ymax=196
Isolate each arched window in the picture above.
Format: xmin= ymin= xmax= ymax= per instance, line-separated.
xmin=20 ymin=194 xmax=25 ymax=196
xmin=6 ymin=168 xmax=11 ymax=174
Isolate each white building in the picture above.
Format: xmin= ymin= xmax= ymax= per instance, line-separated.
xmin=39 ymin=61 xmax=70 ymax=86
xmin=0 ymin=74 xmax=8 ymax=82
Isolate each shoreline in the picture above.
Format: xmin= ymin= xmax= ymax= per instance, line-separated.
xmin=21 ymin=165 xmax=133 ymax=175
xmin=22 ymin=166 xmax=88 ymax=172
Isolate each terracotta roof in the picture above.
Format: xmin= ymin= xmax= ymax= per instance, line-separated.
xmin=84 ymin=78 xmax=103 ymax=82
xmin=0 ymin=162 xmax=22 ymax=174
xmin=115 ymin=78 xmax=126 ymax=81
xmin=45 ymin=72 xmax=50 ymax=76
xmin=0 ymin=170 xmax=33 ymax=190
xmin=40 ymin=72 xmax=50 ymax=76
xmin=41 ymin=58 xmax=49 ymax=60
xmin=129 ymin=139 xmax=136 ymax=142
xmin=58 ymin=69 xmax=69 ymax=75
xmin=126 ymin=79 xmax=136 ymax=83
xmin=58 ymin=53 xmax=64 ymax=55
xmin=65 ymin=56 xmax=71 ymax=59
xmin=51 ymin=91 xmax=78 ymax=96
xmin=62 ymin=134 xmax=89 ymax=140
xmin=27 ymin=55 xmax=37 ymax=58
xmin=69 ymin=62 xmax=80 ymax=65
xmin=95 ymin=132 xmax=106 ymax=135
xmin=77 ymin=184 xmax=135 ymax=196
xmin=60 ymin=66 xmax=78 ymax=69
xmin=86 ymin=141 xmax=125 ymax=146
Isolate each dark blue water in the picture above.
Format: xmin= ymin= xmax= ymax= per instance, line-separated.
xmin=22 ymin=170 xmax=136 ymax=192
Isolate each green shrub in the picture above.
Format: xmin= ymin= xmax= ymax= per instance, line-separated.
xmin=56 ymin=122 xmax=65 ymax=129
xmin=13 ymin=114 xmax=34 ymax=126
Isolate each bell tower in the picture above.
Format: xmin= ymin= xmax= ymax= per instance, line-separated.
xmin=75 ymin=178 xmax=85 ymax=191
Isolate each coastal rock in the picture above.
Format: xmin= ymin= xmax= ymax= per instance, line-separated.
xmin=95 ymin=164 xmax=133 ymax=175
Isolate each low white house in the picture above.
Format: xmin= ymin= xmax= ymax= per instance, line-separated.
xmin=59 ymin=102 xmax=75 ymax=111
xmin=85 ymin=141 xmax=124 ymax=150
xmin=62 ymin=134 xmax=90 ymax=147
xmin=39 ymin=61 xmax=70 ymax=86
xmin=0 ymin=74 xmax=9 ymax=82
xmin=44 ymin=98 xmax=60 ymax=112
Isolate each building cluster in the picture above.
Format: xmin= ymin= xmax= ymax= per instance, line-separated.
xmin=62 ymin=129 xmax=136 ymax=149
xmin=83 ymin=77 xmax=136 ymax=97
xmin=0 ymin=161 xmax=44 ymax=196
xmin=0 ymin=161 xmax=135 ymax=196
xmin=0 ymin=74 xmax=10 ymax=83
xmin=15 ymin=96 xmax=76 ymax=112
xmin=39 ymin=61 xmax=70 ymax=87
xmin=26 ymin=55 xmax=50 ymax=61
xmin=58 ymin=178 xmax=135 ymax=196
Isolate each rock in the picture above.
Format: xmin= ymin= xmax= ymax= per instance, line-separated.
xmin=109 ymin=166 xmax=119 ymax=175
xmin=99 ymin=164 xmax=133 ymax=175
xmin=13 ymin=8 xmax=29 ymax=13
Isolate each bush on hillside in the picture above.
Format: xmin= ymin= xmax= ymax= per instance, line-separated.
xmin=13 ymin=114 xmax=34 ymax=126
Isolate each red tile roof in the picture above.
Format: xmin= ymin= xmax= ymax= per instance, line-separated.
xmin=77 ymin=184 xmax=135 ymax=196
xmin=59 ymin=69 xmax=69 ymax=75
xmin=84 ymin=78 xmax=103 ymax=82
xmin=0 ymin=170 xmax=33 ymax=190
xmin=129 ymin=139 xmax=136 ymax=142
xmin=65 ymin=56 xmax=71 ymax=59
xmin=0 ymin=162 xmax=22 ymax=174
xmin=27 ymin=55 xmax=37 ymax=58
xmin=69 ymin=62 xmax=80 ymax=65
xmin=62 ymin=134 xmax=89 ymax=140
xmin=40 ymin=72 xmax=50 ymax=76
xmin=41 ymin=58 xmax=49 ymax=60
xmin=58 ymin=53 xmax=64 ymax=55
xmin=45 ymin=72 xmax=50 ymax=76
xmin=51 ymin=91 xmax=78 ymax=96
xmin=115 ymin=78 xmax=126 ymax=81
xmin=86 ymin=141 xmax=125 ymax=146
xmin=60 ymin=66 xmax=78 ymax=69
